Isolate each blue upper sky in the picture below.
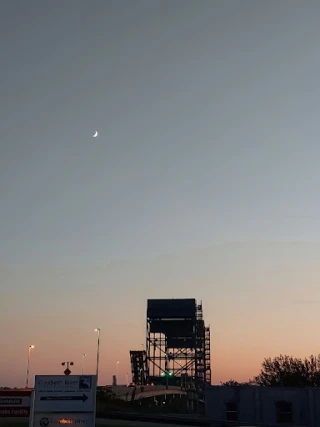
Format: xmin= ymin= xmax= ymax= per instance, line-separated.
xmin=2 ymin=0 xmax=320 ymax=265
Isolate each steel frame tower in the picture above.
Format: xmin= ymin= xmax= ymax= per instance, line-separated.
xmin=146 ymin=299 xmax=211 ymax=390
xmin=129 ymin=350 xmax=147 ymax=385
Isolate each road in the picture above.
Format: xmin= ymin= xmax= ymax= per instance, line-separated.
xmin=0 ymin=418 xmax=203 ymax=427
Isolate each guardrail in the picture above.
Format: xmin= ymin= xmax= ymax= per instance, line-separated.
xmin=97 ymin=411 xmax=307 ymax=427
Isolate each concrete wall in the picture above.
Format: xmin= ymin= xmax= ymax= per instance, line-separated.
xmin=205 ymin=386 xmax=317 ymax=426
xmin=205 ymin=386 xmax=256 ymax=424
xmin=259 ymin=387 xmax=309 ymax=426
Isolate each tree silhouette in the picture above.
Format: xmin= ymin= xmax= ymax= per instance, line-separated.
xmin=221 ymin=379 xmax=254 ymax=386
xmin=254 ymin=354 xmax=320 ymax=387
xmin=221 ymin=354 xmax=320 ymax=387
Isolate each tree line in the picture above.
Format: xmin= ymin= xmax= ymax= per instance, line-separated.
xmin=221 ymin=354 xmax=320 ymax=387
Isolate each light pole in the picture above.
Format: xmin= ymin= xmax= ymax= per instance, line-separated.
xmin=82 ymin=354 xmax=87 ymax=375
xmin=26 ymin=345 xmax=35 ymax=388
xmin=164 ymin=353 xmax=173 ymax=390
xmin=177 ymin=362 xmax=187 ymax=390
xmin=94 ymin=328 xmax=100 ymax=384
xmin=116 ymin=361 xmax=120 ymax=384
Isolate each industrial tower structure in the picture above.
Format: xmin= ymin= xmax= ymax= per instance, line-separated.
xmin=129 ymin=350 xmax=147 ymax=385
xmin=145 ymin=298 xmax=211 ymax=390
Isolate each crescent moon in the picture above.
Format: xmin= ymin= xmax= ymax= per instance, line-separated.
xmin=93 ymin=131 xmax=98 ymax=138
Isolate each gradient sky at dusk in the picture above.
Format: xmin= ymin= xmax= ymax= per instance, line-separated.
xmin=2 ymin=0 xmax=320 ymax=387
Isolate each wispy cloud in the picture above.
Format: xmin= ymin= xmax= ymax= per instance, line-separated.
xmin=292 ymin=300 xmax=320 ymax=304
xmin=284 ymin=215 xmax=319 ymax=220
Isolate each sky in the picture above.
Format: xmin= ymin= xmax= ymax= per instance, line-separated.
xmin=2 ymin=0 xmax=320 ymax=387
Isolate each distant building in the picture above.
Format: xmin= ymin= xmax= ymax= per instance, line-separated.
xmin=205 ymin=385 xmax=320 ymax=427
xmin=112 ymin=375 xmax=117 ymax=386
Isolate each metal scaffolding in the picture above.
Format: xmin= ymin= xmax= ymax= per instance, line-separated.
xmin=145 ymin=298 xmax=211 ymax=390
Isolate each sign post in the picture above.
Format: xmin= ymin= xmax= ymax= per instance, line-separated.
xmin=32 ymin=375 xmax=97 ymax=427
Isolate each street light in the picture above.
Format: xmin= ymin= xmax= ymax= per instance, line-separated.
xmin=94 ymin=328 xmax=100 ymax=384
xmin=82 ymin=354 xmax=87 ymax=375
xmin=140 ymin=368 xmax=144 ymax=386
xmin=116 ymin=361 xmax=120 ymax=384
xmin=160 ymin=370 xmax=172 ymax=389
xmin=26 ymin=345 xmax=35 ymax=388
xmin=165 ymin=352 xmax=169 ymax=390
xmin=176 ymin=360 xmax=186 ymax=390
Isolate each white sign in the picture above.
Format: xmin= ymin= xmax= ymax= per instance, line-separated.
xmin=34 ymin=391 xmax=94 ymax=413
xmin=32 ymin=376 xmax=97 ymax=427
xmin=35 ymin=376 xmax=95 ymax=393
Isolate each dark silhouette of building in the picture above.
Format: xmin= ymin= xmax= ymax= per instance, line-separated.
xmin=205 ymin=386 xmax=320 ymax=426
xmin=145 ymin=298 xmax=211 ymax=390
xmin=130 ymin=350 xmax=147 ymax=385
